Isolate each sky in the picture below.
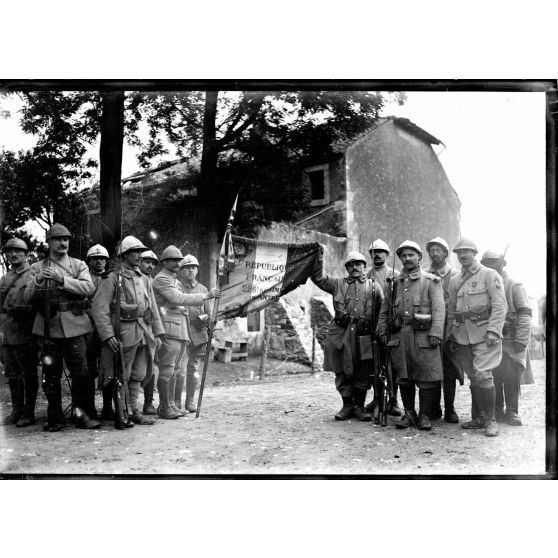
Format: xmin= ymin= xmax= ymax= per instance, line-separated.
xmin=0 ymin=90 xmax=548 ymax=298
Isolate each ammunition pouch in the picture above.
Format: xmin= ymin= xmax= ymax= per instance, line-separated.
xmin=143 ymin=307 xmax=153 ymax=325
xmin=334 ymin=312 xmax=351 ymax=329
xmin=412 ymin=313 xmax=432 ymax=331
xmin=454 ymin=307 xmax=490 ymax=323
xmin=356 ymin=317 xmax=373 ymax=335
xmin=120 ymin=303 xmax=139 ymax=322
xmin=193 ymin=313 xmax=208 ymax=329
xmin=68 ymin=299 xmax=88 ymax=316
xmin=387 ymin=314 xmax=402 ymax=332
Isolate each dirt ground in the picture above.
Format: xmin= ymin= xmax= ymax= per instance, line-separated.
xmin=0 ymin=356 xmax=547 ymax=477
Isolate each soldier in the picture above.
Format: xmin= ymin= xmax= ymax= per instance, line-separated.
xmin=311 ymin=250 xmax=383 ymax=421
xmin=24 ymin=223 xmax=100 ymax=431
xmin=365 ymin=239 xmax=402 ymax=417
xmin=425 ymin=237 xmax=461 ymax=423
xmin=480 ymin=250 xmax=532 ymax=426
xmin=176 ymin=254 xmax=210 ymax=413
xmin=92 ymin=236 xmax=165 ymax=426
xmin=84 ymin=244 xmax=110 ymax=419
xmin=446 ymin=238 xmax=507 ymax=437
xmin=377 ymin=241 xmax=445 ymax=430
xmin=1 ymin=238 xmax=39 ymax=427
xmin=138 ymin=249 xmax=160 ymax=415
xmin=152 ymin=245 xmax=219 ymax=419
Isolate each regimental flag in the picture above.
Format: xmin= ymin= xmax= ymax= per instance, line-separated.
xmin=217 ymin=235 xmax=321 ymax=319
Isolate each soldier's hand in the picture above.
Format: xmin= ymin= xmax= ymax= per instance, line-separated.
xmin=155 ymin=336 xmax=163 ymax=352
xmin=43 ymin=267 xmax=64 ymax=284
xmin=484 ymin=331 xmax=500 ymax=346
xmin=445 ymin=339 xmax=457 ymax=353
xmin=206 ymin=288 xmax=220 ymax=299
xmin=107 ymin=336 xmax=119 ymax=353
xmin=378 ymin=334 xmax=388 ymax=346
xmin=513 ymin=341 xmax=527 ymax=353
xmin=429 ymin=336 xmax=441 ymax=348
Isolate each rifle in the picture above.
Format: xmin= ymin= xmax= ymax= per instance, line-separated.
xmin=370 ymin=276 xmax=386 ymax=426
xmin=374 ymin=244 xmax=398 ymax=426
xmin=110 ymin=265 xmax=126 ymax=430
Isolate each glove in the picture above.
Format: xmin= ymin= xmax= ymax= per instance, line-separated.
xmin=485 ymin=331 xmax=500 ymax=346
xmin=513 ymin=341 xmax=527 ymax=353
xmin=429 ymin=336 xmax=441 ymax=348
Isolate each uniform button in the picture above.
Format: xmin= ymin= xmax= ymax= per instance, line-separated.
xmin=404 ymin=288 xmax=408 ymax=291
xmin=356 ymin=298 xmax=359 ymax=301
xmin=405 ymin=311 xmax=409 ymax=314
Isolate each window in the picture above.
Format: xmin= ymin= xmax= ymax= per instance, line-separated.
xmin=305 ymin=164 xmax=330 ymax=206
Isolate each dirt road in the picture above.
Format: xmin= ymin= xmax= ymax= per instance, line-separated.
xmin=0 ymin=357 xmax=547 ymax=476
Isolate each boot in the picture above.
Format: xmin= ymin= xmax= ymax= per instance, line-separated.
xmin=431 ymin=381 xmax=443 ymax=420
xmin=75 ymin=406 xmax=101 ymax=429
xmin=417 ymin=388 xmax=433 ymax=431
xmin=387 ymin=395 xmax=403 ymax=417
xmin=352 ymin=389 xmax=372 ymax=422
xmin=157 ymin=377 xmax=181 ymax=419
xmin=494 ymin=380 xmax=506 ymax=421
xmin=185 ymin=373 xmax=198 ymax=413
xmin=461 ymin=386 xmax=486 ymax=429
xmin=480 ymin=386 xmax=499 ymax=437
xmin=443 ymin=378 xmax=459 ymax=423
xmin=18 ymin=369 xmax=39 ymax=427
xmin=396 ymin=385 xmax=417 ymax=429
xmin=364 ymin=398 xmax=376 ymax=414
xmin=44 ymin=376 xmax=66 ymax=432
xmin=174 ymin=375 xmax=185 ymax=408
xmin=168 ymin=376 xmax=187 ymax=416
xmin=4 ymin=379 xmax=24 ymax=425
xmin=504 ymin=376 xmax=522 ymax=426
xmin=143 ymin=376 xmax=157 ymax=415
xmin=130 ymin=409 xmax=156 ymax=425
xmin=100 ymin=386 xmax=115 ymax=420
xmin=334 ymin=396 xmax=354 ymax=421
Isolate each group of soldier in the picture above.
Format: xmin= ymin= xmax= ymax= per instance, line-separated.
xmin=1 ymin=223 xmax=218 ymax=432
xmin=1 ymin=224 xmax=534 ymax=441
xmin=311 ymin=236 xmax=533 ymax=438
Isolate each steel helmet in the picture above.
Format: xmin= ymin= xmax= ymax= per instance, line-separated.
xmin=453 ymin=237 xmax=478 ymax=253
xmin=179 ymin=254 xmax=200 ymax=268
xmin=3 ymin=237 xmax=28 ymax=252
xmin=160 ymin=245 xmax=183 ymax=261
xmin=46 ymin=223 xmax=72 ymax=241
xmin=140 ymin=249 xmax=159 ymax=263
xmin=344 ymin=251 xmax=367 ymax=266
xmin=368 ymin=239 xmax=390 ymax=253
xmin=426 ymin=237 xmax=449 ymax=255
xmin=396 ymin=240 xmax=423 ymax=259
xmin=117 ymin=236 xmax=147 ymax=256
xmin=86 ymin=244 xmax=109 ymax=260
xmin=481 ymin=249 xmax=506 ymax=266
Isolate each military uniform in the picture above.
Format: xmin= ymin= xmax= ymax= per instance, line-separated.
xmin=25 ymin=251 xmax=96 ymax=430
xmin=176 ymin=279 xmax=209 ymax=412
xmin=366 ymin=264 xmax=400 ymax=298
xmin=152 ymin=265 xmax=206 ymax=418
xmin=446 ymin=260 xmax=507 ymax=435
xmin=92 ymin=261 xmax=164 ymax=423
xmin=377 ymin=264 xmax=445 ymax=429
xmin=478 ymin=261 xmax=533 ymax=425
xmin=1 ymin=257 xmax=39 ymax=426
xmin=312 ymin=251 xmax=383 ymax=420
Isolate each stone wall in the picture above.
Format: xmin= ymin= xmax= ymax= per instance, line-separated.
xmin=265 ymin=298 xmax=324 ymax=368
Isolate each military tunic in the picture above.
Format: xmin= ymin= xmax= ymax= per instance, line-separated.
xmin=494 ymin=271 xmax=533 ymax=384
xmin=377 ymin=267 xmax=445 ymax=384
xmin=366 ymin=264 xmax=399 ymax=299
xmin=312 ymin=268 xmax=383 ymax=397
xmin=446 ymin=262 xmax=507 ymax=388
xmin=152 ymin=268 xmax=206 ymax=380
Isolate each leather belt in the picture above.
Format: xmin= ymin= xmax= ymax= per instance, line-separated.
xmin=455 ymin=309 xmax=489 ymax=323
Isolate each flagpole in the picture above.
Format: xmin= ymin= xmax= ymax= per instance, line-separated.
xmin=196 ymin=194 xmax=238 ymax=418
